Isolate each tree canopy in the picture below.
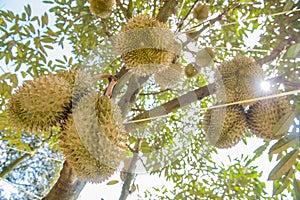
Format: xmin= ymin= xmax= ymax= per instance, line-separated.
xmin=0 ymin=0 xmax=300 ymax=199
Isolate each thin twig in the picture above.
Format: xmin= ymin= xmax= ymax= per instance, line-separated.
xmin=116 ymin=0 xmax=131 ymax=20
xmin=152 ymin=0 xmax=157 ymax=18
xmin=176 ymin=0 xmax=200 ymax=33
xmin=184 ymin=3 xmax=240 ymax=43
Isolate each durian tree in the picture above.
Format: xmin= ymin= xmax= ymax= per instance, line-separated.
xmin=0 ymin=0 xmax=300 ymax=199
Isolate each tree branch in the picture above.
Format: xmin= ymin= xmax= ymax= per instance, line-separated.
xmin=185 ymin=3 xmax=240 ymax=42
xmin=176 ymin=0 xmax=200 ymax=32
xmin=256 ymin=34 xmax=300 ymax=65
xmin=117 ymin=74 xmax=149 ymax=118
xmin=43 ymin=161 xmax=86 ymax=200
xmin=156 ymin=0 xmax=183 ymax=23
xmin=125 ymin=83 xmax=215 ymax=130
xmin=119 ymin=138 xmax=143 ymax=200
xmin=116 ymin=0 xmax=132 ymax=19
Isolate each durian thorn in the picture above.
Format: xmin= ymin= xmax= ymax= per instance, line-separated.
xmin=104 ymin=76 xmax=118 ymax=98
xmin=92 ymin=73 xmax=113 ymax=81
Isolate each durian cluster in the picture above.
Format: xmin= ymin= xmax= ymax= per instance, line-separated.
xmin=88 ymin=0 xmax=115 ymax=18
xmin=202 ymin=56 xmax=293 ymax=148
xmin=7 ymin=71 xmax=128 ymax=183
xmin=114 ymin=14 xmax=178 ymax=76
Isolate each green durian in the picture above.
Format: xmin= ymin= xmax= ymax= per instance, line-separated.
xmin=203 ymin=104 xmax=247 ymax=148
xmin=89 ymin=0 xmax=115 ymax=18
xmin=184 ymin=63 xmax=198 ymax=78
xmin=59 ymin=91 xmax=127 ymax=182
xmin=7 ymin=74 xmax=73 ymax=132
xmin=114 ymin=14 xmax=177 ymax=76
xmin=215 ymin=56 xmax=265 ymax=107
xmin=193 ymin=5 xmax=209 ymax=21
xmin=247 ymin=95 xmax=292 ymax=140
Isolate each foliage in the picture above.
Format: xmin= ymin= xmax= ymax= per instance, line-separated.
xmin=0 ymin=0 xmax=300 ymax=199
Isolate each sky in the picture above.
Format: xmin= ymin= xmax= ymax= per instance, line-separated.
xmin=0 ymin=0 xmax=295 ymax=199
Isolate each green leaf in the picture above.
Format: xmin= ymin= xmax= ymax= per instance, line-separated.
xmin=42 ymin=0 xmax=54 ymax=4
xmin=269 ymin=132 xmax=299 ymax=155
xmin=268 ymin=149 xmax=298 ymax=180
xmin=283 ymin=0 xmax=294 ymax=12
xmin=273 ymin=111 xmax=295 ymax=136
xmin=106 ymin=180 xmax=119 ymax=185
xmin=42 ymin=13 xmax=48 ymax=27
xmin=25 ymin=5 xmax=31 ymax=18
xmin=286 ymin=43 xmax=300 ymax=58
xmin=273 ymin=168 xmax=294 ymax=195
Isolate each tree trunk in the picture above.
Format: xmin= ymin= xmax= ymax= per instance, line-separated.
xmin=43 ymin=161 xmax=86 ymax=200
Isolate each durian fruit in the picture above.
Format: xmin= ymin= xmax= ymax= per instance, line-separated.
xmin=89 ymin=0 xmax=115 ymax=18
xmin=215 ymin=56 xmax=265 ymax=107
xmin=154 ymin=63 xmax=183 ymax=88
xmin=7 ymin=74 xmax=73 ymax=132
xmin=196 ymin=47 xmax=214 ymax=67
xmin=193 ymin=5 xmax=209 ymax=21
xmin=59 ymin=91 xmax=127 ymax=182
xmin=184 ymin=63 xmax=198 ymax=78
xmin=202 ymin=104 xmax=247 ymax=148
xmin=247 ymin=95 xmax=292 ymax=140
xmin=114 ymin=15 xmax=177 ymax=76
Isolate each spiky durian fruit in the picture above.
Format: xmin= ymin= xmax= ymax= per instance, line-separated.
xmin=154 ymin=63 xmax=183 ymax=88
xmin=193 ymin=5 xmax=209 ymax=21
xmin=89 ymin=0 xmax=115 ymax=18
xmin=55 ymin=69 xmax=92 ymax=105
xmin=247 ymin=95 xmax=292 ymax=140
xmin=215 ymin=56 xmax=265 ymax=107
xmin=114 ymin=14 xmax=177 ymax=76
xmin=184 ymin=63 xmax=198 ymax=78
xmin=59 ymin=91 xmax=127 ymax=182
xmin=196 ymin=47 xmax=214 ymax=67
xmin=7 ymin=75 xmax=73 ymax=132
xmin=202 ymin=104 xmax=247 ymax=148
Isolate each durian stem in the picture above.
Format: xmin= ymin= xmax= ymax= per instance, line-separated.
xmin=91 ymin=73 xmax=112 ymax=81
xmin=104 ymin=76 xmax=118 ymax=98
xmin=119 ymin=138 xmax=143 ymax=200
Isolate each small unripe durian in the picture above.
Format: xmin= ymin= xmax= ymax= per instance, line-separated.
xmin=154 ymin=63 xmax=183 ymax=88
xmin=114 ymin=15 xmax=177 ymax=76
xmin=89 ymin=0 xmax=115 ymax=18
xmin=193 ymin=5 xmax=209 ymax=21
xmin=203 ymin=104 xmax=247 ymax=149
xmin=196 ymin=47 xmax=215 ymax=67
xmin=184 ymin=63 xmax=198 ymax=78
xmin=247 ymin=95 xmax=292 ymax=140
xmin=215 ymin=56 xmax=265 ymax=107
